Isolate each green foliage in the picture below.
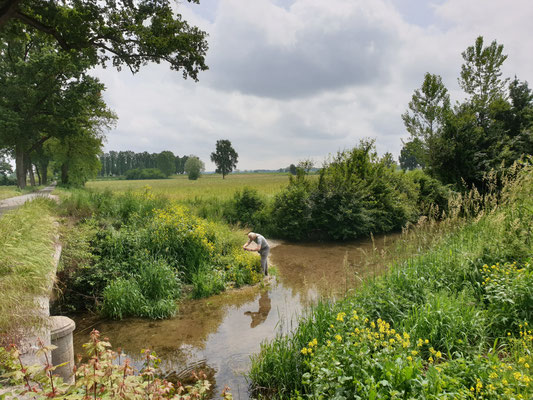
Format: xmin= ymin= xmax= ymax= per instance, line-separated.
xmin=249 ymin=163 xmax=533 ymax=399
xmin=401 ymin=290 xmax=488 ymax=356
xmin=481 ymin=261 xmax=533 ymax=337
xmin=226 ymin=186 xmax=264 ymax=228
xmin=0 ymin=0 xmax=209 ymax=79
xmin=56 ymin=188 xmax=262 ymax=318
xmin=184 ymin=156 xmax=205 ymax=180
xmin=403 ymin=36 xmax=533 ymax=190
xmin=0 ymin=29 xmax=116 ymax=188
xmin=210 ymin=139 xmax=239 ymax=178
xmin=405 ymin=169 xmax=450 ymax=217
xmin=125 ymin=168 xmax=167 ymax=180
xmin=156 ymin=151 xmax=176 ymax=177
xmin=191 ymin=266 xmax=226 ymax=298
xmin=271 ymin=140 xmax=420 ymax=240
xmin=271 ymin=179 xmax=312 ymax=240
xmin=102 ymin=257 xmax=181 ymax=319
xmin=399 ymin=138 xmax=425 ymax=170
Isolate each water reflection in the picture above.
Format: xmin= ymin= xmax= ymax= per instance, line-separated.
xmin=244 ymin=291 xmax=271 ymax=328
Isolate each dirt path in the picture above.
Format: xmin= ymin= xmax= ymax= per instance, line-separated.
xmin=0 ymin=185 xmax=58 ymax=216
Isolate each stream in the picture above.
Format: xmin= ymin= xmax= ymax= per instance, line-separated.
xmin=72 ymin=233 xmax=400 ymax=399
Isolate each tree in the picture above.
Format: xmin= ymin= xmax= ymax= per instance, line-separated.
xmin=47 ymin=129 xmax=103 ymax=186
xmin=0 ymin=0 xmax=208 ymax=78
xmin=156 ymin=150 xmax=175 ymax=177
xmin=399 ymin=139 xmax=425 ymax=170
xmin=459 ymin=36 xmax=508 ymax=124
xmin=402 ymin=73 xmax=450 ymax=168
xmin=210 ymin=139 xmax=238 ymax=179
xmin=0 ymin=28 xmax=115 ymax=188
xmin=184 ymin=156 xmax=204 ymax=180
xmin=289 ymin=164 xmax=297 ymax=175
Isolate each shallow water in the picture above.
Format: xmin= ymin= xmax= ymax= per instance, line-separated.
xmin=72 ymin=233 xmax=400 ymax=399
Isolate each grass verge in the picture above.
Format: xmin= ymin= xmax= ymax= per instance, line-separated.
xmin=0 ymin=199 xmax=57 ymax=346
xmin=249 ymin=163 xmax=533 ymax=399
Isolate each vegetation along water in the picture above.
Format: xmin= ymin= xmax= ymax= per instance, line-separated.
xmin=1 ymin=34 xmax=532 ymax=399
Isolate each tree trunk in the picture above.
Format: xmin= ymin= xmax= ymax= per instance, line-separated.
xmin=28 ymin=159 xmax=36 ymax=186
xmin=35 ymin=164 xmax=42 ymax=185
xmin=40 ymin=160 xmax=49 ymax=185
xmin=61 ymin=162 xmax=69 ymax=185
xmin=15 ymin=143 xmax=26 ymax=189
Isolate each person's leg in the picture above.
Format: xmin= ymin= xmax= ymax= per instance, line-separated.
xmin=260 ymin=249 xmax=269 ymax=276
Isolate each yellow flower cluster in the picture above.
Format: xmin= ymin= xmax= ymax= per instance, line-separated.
xmin=152 ymin=204 xmax=215 ymax=254
xmin=301 ymin=338 xmax=319 ymax=356
xmin=481 ymin=261 xmax=529 ymax=286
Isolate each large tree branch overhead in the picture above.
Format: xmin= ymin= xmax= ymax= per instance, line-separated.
xmin=0 ymin=0 xmax=208 ymax=79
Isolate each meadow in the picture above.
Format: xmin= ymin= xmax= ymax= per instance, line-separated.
xmin=86 ymin=173 xmax=299 ymax=201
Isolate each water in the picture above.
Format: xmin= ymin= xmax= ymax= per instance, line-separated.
xmin=72 ymin=234 xmax=400 ymax=399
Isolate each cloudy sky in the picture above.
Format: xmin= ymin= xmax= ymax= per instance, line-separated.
xmin=95 ymin=0 xmax=533 ymax=171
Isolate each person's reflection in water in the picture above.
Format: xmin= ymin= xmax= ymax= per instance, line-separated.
xmin=244 ymin=291 xmax=271 ymax=328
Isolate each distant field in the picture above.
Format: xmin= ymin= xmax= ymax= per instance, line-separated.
xmin=86 ymin=173 xmax=299 ymax=201
xmin=0 ymin=186 xmax=19 ymax=201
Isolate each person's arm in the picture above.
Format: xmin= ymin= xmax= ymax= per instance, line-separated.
xmin=243 ymin=239 xmax=252 ymax=250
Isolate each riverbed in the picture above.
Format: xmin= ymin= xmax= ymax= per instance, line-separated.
xmin=73 ymin=233 xmax=400 ymax=399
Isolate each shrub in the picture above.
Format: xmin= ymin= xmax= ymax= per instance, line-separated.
xmin=102 ymin=257 xmax=181 ymax=319
xmin=226 ymin=187 xmax=264 ymax=228
xmin=125 ymin=168 xmax=167 ymax=180
xmin=406 ymin=169 xmax=451 ymax=218
xmin=271 ymin=141 xmax=420 ymax=240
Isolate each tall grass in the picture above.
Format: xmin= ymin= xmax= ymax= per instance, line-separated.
xmin=0 ymin=199 xmax=57 ymax=345
xmin=248 ymin=161 xmax=533 ymax=399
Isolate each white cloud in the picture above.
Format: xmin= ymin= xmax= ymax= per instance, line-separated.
xmin=97 ymin=0 xmax=533 ymax=170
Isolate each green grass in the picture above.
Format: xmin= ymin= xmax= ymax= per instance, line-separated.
xmin=0 ymin=186 xmax=19 ymax=201
xmin=249 ymin=163 xmax=533 ymax=399
xmin=86 ymin=173 xmax=301 ymax=201
xmin=0 ymin=199 xmax=57 ymax=345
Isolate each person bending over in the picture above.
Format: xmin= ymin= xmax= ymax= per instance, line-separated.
xmin=243 ymin=232 xmax=270 ymax=276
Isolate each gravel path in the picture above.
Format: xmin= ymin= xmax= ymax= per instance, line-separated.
xmin=0 ymin=185 xmax=57 ymax=216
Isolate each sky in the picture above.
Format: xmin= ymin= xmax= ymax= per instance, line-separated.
xmin=95 ymin=0 xmax=533 ymax=171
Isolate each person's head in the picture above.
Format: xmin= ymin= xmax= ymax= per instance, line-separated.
xmin=248 ymin=232 xmax=257 ymax=240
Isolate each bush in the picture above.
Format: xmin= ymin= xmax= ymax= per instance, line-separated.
xmin=225 ymin=187 xmax=265 ymax=228
xmin=271 ymin=141 xmax=420 ymax=240
xmin=125 ymin=168 xmax=167 ymax=180
xmin=406 ymin=169 xmax=451 ymax=218
xmin=102 ymin=257 xmax=181 ymax=319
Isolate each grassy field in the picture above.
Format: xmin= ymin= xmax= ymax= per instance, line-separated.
xmin=0 ymin=186 xmax=20 ymax=201
xmin=86 ymin=173 xmax=300 ymax=201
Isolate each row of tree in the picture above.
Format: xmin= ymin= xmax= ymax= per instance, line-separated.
xmin=98 ymin=151 xmax=192 ymax=177
xmin=399 ymin=36 xmax=533 ymax=189
xmin=98 ymin=139 xmax=240 ymax=180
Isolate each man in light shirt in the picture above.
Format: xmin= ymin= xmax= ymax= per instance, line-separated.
xmin=243 ymin=232 xmax=271 ymax=276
